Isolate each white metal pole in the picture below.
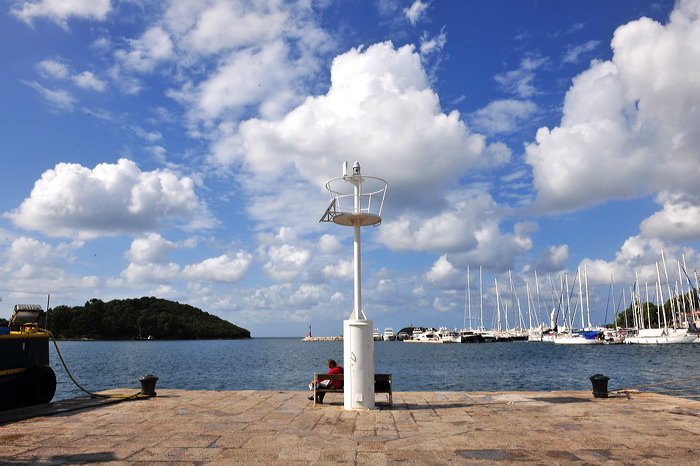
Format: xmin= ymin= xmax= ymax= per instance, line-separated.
xmin=343 ymin=167 xmax=374 ymax=410
xmin=353 ymin=178 xmax=363 ymax=320
xmin=353 ymin=221 xmax=362 ymax=319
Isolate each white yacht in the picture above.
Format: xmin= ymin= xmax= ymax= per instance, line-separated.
xmin=405 ymin=328 xmax=445 ymax=343
xmin=382 ymin=328 xmax=395 ymax=341
xmin=437 ymin=327 xmax=460 ymax=343
xmin=373 ymin=328 xmax=382 ymax=341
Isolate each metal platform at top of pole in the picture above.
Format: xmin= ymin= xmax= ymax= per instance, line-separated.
xmin=320 ymin=161 xmax=387 ymax=228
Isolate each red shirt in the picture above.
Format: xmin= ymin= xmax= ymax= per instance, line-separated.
xmin=328 ymin=366 xmax=343 ymax=388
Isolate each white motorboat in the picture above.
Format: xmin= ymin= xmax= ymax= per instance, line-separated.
xmin=437 ymin=327 xmax=460 ymax=343
xmin=373 ymin=328 xmax=382 ymax=341
xmin=405 ymin=328 xmax=446 ymax=343
xmin=382 ymin=328 xmax=395 ymax=341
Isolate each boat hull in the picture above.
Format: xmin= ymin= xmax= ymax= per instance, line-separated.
xmin=404 ymin=339 xmax=451 ymax=343
xmin=624 ymin=334 xmax=697 ymax=344
xmin=554 ymin=337 xmax=604 ymax=345
xmin=0 ymin=332 xmax=56 ymax=410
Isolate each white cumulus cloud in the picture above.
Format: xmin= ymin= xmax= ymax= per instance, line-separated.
xmin=182 ymin=251 xmax=253 ymax=282
xmin=526 ymin=0 xmax=700 ymax=217
xmin=182 ymin=0 xmax=287 ymax=53
xmin=404 ymin=1 xmax=429 ymax=26
xmin=0 ymin=236 xmax=100 ymax=293
xmin=237 ymin=42 xmax=508 ymax=215
xmin=126 ymin=233 xmax=178 ymax=264
xmin=261 ymin=243 xmax=311 ymax=282
xmin=469 ymin=99 xmax=538 ymax=136
xmin=425 ymin=255 xmax=459 ymax=286
xmin=162 ymin=0 xmax=330 ymax=124
xmin=120 ymin=250 xmax=252 ymax=284
xmin=322 ymin=259 xmax=353 ymax=281
xmin=12 ymin=0 xmax=111 ymax=27
xmin=115 ymin=26 xmax=174 ymax=74
xmin=533 ymin=245 xmax=569 ymax=273
xmin=640 ymin=193 xmax=700 ymax=242
xmin=5 ymin=158 xmax=214 ymax=239
xmin=580 ymin=235 xmax=687 ymax=287
xmin=72 ymin=71 xmax=106 ymax=91
xmin=37 ymin=59 xmax=70 ymax=78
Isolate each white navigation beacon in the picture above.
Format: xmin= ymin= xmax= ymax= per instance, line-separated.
xmin=320 ymin=161 xmax=388 ymax=410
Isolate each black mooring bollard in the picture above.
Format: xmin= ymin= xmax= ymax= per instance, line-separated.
xmin=139 ymin=374 xmax=159 ymax=397
xmin=589 ymin=373 xmax=610 ymax=398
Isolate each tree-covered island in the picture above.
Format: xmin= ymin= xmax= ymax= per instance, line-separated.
xmin=46 ymin=297 xmax=250 ymax=340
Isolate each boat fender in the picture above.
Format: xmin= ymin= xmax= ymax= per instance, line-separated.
xmin=27 ymin=365 xmax=57 ymax=405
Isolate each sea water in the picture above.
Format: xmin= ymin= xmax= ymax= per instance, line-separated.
xmin=49 ymin=338 xmax=700 ymax=402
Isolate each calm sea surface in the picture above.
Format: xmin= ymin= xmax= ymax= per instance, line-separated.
xmin=49 ymin=338 xmax=700 ymax=402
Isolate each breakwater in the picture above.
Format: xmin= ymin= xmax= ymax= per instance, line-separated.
xmin=301 ymin=335 xmax=343 ymax=341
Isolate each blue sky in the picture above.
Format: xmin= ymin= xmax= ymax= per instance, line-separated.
xmin=2 ymin=0 xmax=699 ymax=337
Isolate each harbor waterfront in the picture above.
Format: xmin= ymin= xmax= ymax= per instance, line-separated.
xmin=47 ymin=338 xmax=700 ymax=403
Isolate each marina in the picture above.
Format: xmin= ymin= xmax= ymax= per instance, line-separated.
xmin=380 ymin=256 xmax=700 ymax=347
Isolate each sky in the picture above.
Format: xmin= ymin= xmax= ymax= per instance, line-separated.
xmin=2 ymin=0 xmax=700 ymax=337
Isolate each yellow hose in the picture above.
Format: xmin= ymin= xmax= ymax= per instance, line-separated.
xmin=42 ymin=328 xmax=151 ymax=400
xmin=611 ymin=375 xmax=700 ymax=392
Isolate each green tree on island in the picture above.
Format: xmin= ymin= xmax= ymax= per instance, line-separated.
xmin=46 ymin=297 xmax=250 ymax=340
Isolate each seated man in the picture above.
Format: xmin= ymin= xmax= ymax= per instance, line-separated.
xmin=309 ymin=359 xmax=343 ymax=404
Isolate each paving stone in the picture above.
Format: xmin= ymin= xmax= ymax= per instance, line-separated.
xmin=1 ymin=389 xmax=699 ymax=464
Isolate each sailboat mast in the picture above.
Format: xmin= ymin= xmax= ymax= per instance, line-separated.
xmin=479 ymin=266 xmax=484 ymax=330
xmin=661 ymin=250 xmax=678 ymax=328
xmin=565 ymin=272 xmax=574 ymax=332
xmin=495 ymin=278 xmax=502 ymax=331
xmin=503 ymin=277 xmax=510 ymax=331
xmin=509 ymin=270 xmax=523 ymax=332
xmin=634 ymin=272 xmax=641 ymax=330
xmin=584 ymin=266 xmax=591 ymax=329
xmin=526 ymin=282 xmax=533 ymax=330
xmin=656 ymin=261 xmax=668 ymax=330
xmin=535 ymin=270 xmax=544 ymax=328
xmin=577 ymin=267 xmax=585 ymax=330
xmin=550 ymin=274 xmax=559 ymax=329
xmin=464 ymin=266 xmax=469 ymax=330
xmin=677 ymin=261 xmax=688 ymax=325
xmin=654 ymin=271 xmax=662 ymax=328
xmin=468 ymin=266 xmax=472 ymax=329
xmin=610 ymin=275 xmax=617 ymax=330
xmin=645 ymin=281 xmax=651 ymax=328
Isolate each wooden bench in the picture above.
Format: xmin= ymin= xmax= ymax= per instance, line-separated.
xmin=313 ymin=373 xmax=392 ymax=406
